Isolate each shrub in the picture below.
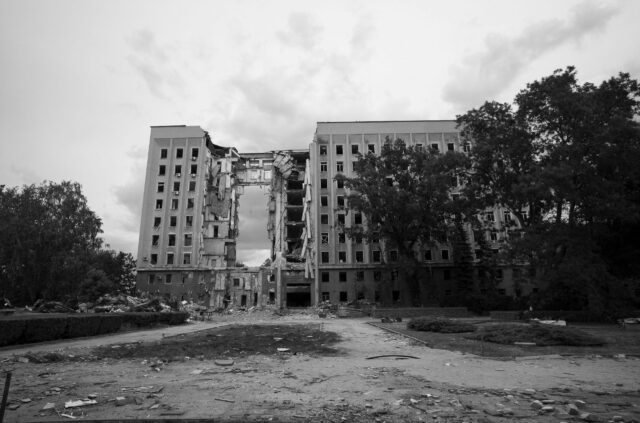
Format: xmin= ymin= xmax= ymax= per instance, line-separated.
xmin=407 ymin=316 xmax=477 ymax=333
xmin=23 ymin=315 xmax=69 ymax=343
xmin=467 ymin=323 xmax=605 ymax=346
xmin=65 ymin=314 xmax=102 ymax=338
xmin=0 ymin=319 xmax=26 ymax=346
xmin=97 ymin=314 xmax=124 ymax=334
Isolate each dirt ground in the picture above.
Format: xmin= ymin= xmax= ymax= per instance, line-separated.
xmin=1 ymin=313 xmax=640 ymax=422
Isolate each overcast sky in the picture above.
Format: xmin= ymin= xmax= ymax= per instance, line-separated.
xmin=1 ymin=0 xmax=639 ymax=265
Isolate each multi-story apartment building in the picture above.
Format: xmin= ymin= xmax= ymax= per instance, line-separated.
xmin=136 ymin=122 xmax=532 ymax=308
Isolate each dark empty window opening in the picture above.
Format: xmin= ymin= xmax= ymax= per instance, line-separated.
xmin=173 ymin=181 xmax=180 ymax=192
xmin=160 ymin=149 xmax=168 ymax=159
xmin=368 ymin=144 xmax=375 ymax=153
xmin=233 ymin=278 xmax=240 ymax=287
xmin=189 ymin=181 xmax=196 ymax=191
xmin=157 ymin=182 xmax=165 ymax=193
xmin=321 ymin=271 xmax=330 ymax=282
xmin=286 ymin=190 xmax=303 ymax=205
xmin=352 ymin=144 xmax=359 ymax=154
xmin=392 ymin=290 xmax=400 ymax=302
xmin=390 ymin=250 xmax=398 ymax=261
xmin=176 ymin=148 xmax=183 ymax=158
xmin=286 ymin=225 xmax=303 ymax=239
xmin=168 ymin=234 xmax=176 ymax=246
xmin=321 ymin=252 xmax=330 ymax=263
xmin=288 ymin=180 xmax=303 ymax=190
xmin=187 ymin=198 xmax=194 ymax=208
xmin=356 ymin=270 xmax=364 ymax=281
xmin=441 ymin=249 xmax=449 ymax=260
xmin=443 ymin=269 xmax=451 ymax=280
xmin=374 ymin=271 xmax=381 ymax=281
xmin=287 ymin=207 xmax=303 ymax=221
xmin=166 ymin=274 xmax=172 ymax=283
xmin=447 ymin=143 xmax=455 ymax=151
xmin=338 ymin=251 xmax=346 ymax=262
xmin=213 ymin=225 xmax=219 ymax=237
xmin=159 ymin=165 xmax=166 ymax=175
xmin=336 ymin=179 xmax=344 ymax=189
xmin=322 ymin=292 xmax=330 ymax=301
xmin=337 ymin=196 xmax=345 ymax=207
xmin=150 ymin=254 xmax=158 ymax=265
xmin=190 ymin=164 xmax=197 ymax=175
xmin=320 ymin=179 xmax=328 ymax=189
xmin=154 ymin=217 xmax=161 ymax=227
xmin=191 ymin=148 xmax=199 ymax=159
xmin=184 ymin=234 xmax=192 ymax=246
xmin=186 ymin=215 xmax=193 ymax=226
xmin=336 ymin=145 xmax=343 ymax=155
xmin=319 ymin=145 xmax=327 ymax=155
xmin=155 ymin=199 xmax=163 ymax=209
xmin=152 ymin=235 xmax=159 ymax=246
xmin=320 ymin=162 xmax=327 ymax=172
xmin=321 ymin=196 xmax=328 ymax=206
xmin=175 ymin=165 xmax=182 ymax=176
xmin=183 ymin=253 xmax=191 ymax=265
xmin=171 ymin=199 xmax=178 ymax=209
xmin=339 ymin=272 xmax=347 ymax=282
xmin=354 ymin=213 xmax=362 ymax=225
xmin=356 ymin=251 xmax=364 ymax=262
xmin=320 ymin=214 xmax=329 ymax=224
xmin=170 ymin=216 xmax=177 ymax=226
xmin=167 ymin=253 xmax=174 ymax=265
xmin=373 ymin=250 xmax=381 ymax=262
xmin=337 ymin=214 xmax=345 ymax=224
xmin=339 ymin=291 xmax=347 ymax=302
xmin=424 ymin=250 xmax=432 ymax=261
xmin=336 ymin=161 xmax=344 ymax=172
xmin=338 ymin=233 xmax=345 ymax=243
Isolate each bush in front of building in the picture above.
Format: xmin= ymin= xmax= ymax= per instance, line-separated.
xmin=407 ymin=316 xmax=477 ymax=333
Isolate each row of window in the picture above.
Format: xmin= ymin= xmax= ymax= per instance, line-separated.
xmin=160 ymin=147 xmax=199 ymax=160
xmin=158 ymin=164 xmax=198 ymax=177
xmin=149 ymin=252 xmax=192 ymax=265
xmin=320 ymin=178 xmax=344 ymax=190
xmin=320 ymin=290 xmax=397 ymax=303
xmin=153 ymin=215 xmax=193 ymax=227
xmin=319 ymin=249 xmax=450 ymax=263
xmin=157 ymin=180 xmax=198 ymax=193
xmin=147 ymin=273 xmax=190 ymax=284
xmin=318 ymin=142 xmax=466 ymax=156
xmin=151 ymin=233 xmax=193 ymax=248
xmin=155 ymin=197 xmax=195 ymax=210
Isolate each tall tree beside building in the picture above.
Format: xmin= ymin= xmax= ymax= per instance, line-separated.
xmin=341 ymin=138 xmax=470 ymax=305
xmin=458 ymin=67 xmax=640 ymax=312
xmin=0 ymin=181 xmax=136 ymax=305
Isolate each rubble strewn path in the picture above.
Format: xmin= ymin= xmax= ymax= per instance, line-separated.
xmin=1 ymin=314 xmax=639 ymax=422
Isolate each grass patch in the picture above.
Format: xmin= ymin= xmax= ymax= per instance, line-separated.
xmin=92 ymin=324 xmax=341 ymax=361
xmin=466 ymin=323 xmax=606 ymax=346
xmin=407 ymin=316 xmax=477 ymax=333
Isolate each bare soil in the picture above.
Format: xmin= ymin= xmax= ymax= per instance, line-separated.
xmin=1 ymin=313 xmax=640 ymax=422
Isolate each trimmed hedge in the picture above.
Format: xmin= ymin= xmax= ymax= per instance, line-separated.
xmin=407 ymin=316 xmax=477 ymax=333
xmin=0 ymin=311 xmax=189 ymax=347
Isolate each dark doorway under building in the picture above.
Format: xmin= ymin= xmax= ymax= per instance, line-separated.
xmin=286 ymin=292 xmax=311 ymax=307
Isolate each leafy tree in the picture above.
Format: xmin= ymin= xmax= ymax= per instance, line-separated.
xmin=0 ymin=181 xmax=137 ymax=305
xmin=342 ymin=138 xmax=471 ymax=305
xmin=458 ymin=67 xmax=640 ymax=312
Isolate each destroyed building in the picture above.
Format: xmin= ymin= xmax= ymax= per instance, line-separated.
xmin=136 ymin=122 xmax=531 ymax=308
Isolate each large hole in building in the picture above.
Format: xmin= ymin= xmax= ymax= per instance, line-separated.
xmin=236 ymin=185 xmax=271 ymax=267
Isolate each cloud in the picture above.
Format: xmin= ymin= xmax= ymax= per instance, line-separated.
xmin=112 ymin=146 xmax=146 ymax=233
xmin=277 ymin=12 xmax=323 ymax=50
xmin=442 ymin=0 xmax=619 ymax=111
xmin=126 ymin=29 xmax=186 ymax=99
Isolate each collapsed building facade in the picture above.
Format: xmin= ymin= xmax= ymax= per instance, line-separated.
xmin=136 ymin=122 xmax=532 ymax=308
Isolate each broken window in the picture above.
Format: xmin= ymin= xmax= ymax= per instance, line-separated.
xmin=150 ymin=254 xmax=158 ymax=264
xmin=187 ymin=198 xmax=194 ymax=209
xmin=338 ymin=251 xmax=346 ymax=262
xmin=354 ymin=212 xmax=362 ymax=225
xmin=321 ymin=196 xmax=328 ymax=207
xmin=320 ymin=214 xmax=328 ymax=225
xmin=339 ymin=272 xmax=347 ymax=282
xmin=184 ymin=234 xmax=192 ymax=246
xmin=168 ymin=234 xmax=176 ymax=246
xmin=321 ymin=233 xmax=329 ymax=244
xmin=155 ymin=199 xmax=163 ymax=209
xmin=485 ymin=212 xmax=495 ymax=222
xmin=355 ymin=251 xmax=364 ymax=263
xmin=374 ymin=271 xmax=381 ymax=281
xmin=320 ymin=162 xmax=327 ymax=172
xmin=372 ymin=250 xmax=381 ymax=262
xmin=321 ymin=272 xmax=330 ymax=282
xmin=336 ymin=145 xmax=343 ymax=155
xmin=320 ymin=145 xmax=327 ymax=155
xmin=503 ymin=210 xmax=512 ymax=222
xmin=167 ymin=253 xmax=174 ymax=265
xmin=320 ymin=179 xmax=328 ymax=189
xmin=339 ymin=291 xmax=347 ymax=302
xmin=171 ymin=199 xmax=178 ymax=209
xmin=213 ymin=225 xmax=219 ymax=238
xmin=186 ymin=215 xmax=193 ymax=226
xmin=154 ymin=217 xmax=161 ymax=227
xmin=368 ymin=144 xmax=375 ymax=153
xmin=176 ymin=148 xmax=183 ymax=158
xmin=321 ymin=252 xmax=329 ymax=263
xmin=191 ymin=148 xmax=199 ymax=160
xmin=183 ymin=253 xmax=191 ymax=265
xmin=321 ymin=292 xmax=330 ymax=301
xmin=233 ymin=278 xmax=240 ymax=287
xmin=160 ymin=148 xmax=168 ymax=159
xmin=336 ymin=161 xmax=344 ymax=172
xmin=189 ymin=181 xmax=196 ymax=191
xmin=159 ymin=165 xmax=166 ymax=175
xmin=447 ymin=143 xmax=455 ymax=151
xmin=431 ymin=143 xmax=439 ymax=152
xmin=356 ymin=270 xmax=364 ymax=281
xmin=166 ymin=274 xmax=173 ymax=283
xmin=148 ymin=273 xmax=155 ymax=284
xmin=338 ymin=233 xmax=345 ymax=243
xmin=424 ymin=250 xmax=432 ymax=261
xmin=337 ymin=196 xmax=344 ymax=207
xmin=390 ymin=250 xmax=398 ymax=262
xmin=352 ymin=144 xmax=359 ymax=154
xmin=337 ymin=214 xmax=345 ymax=225
xmin=336 ymin=179 xmax=344 ymax=189
xmin=490 ymin=232 xmax=498 ymax=241
xmin=173 ymin=181 xmax=180 ymax=192
xmin=170 ymin=216 xmax=177 ymax=227
xmin=441 ymin=249 xmax=449 ymax=260
xmin=190 ymin=164 xmax=197 ymax=175
xmin=157 ymin=182 xmax=165 ymax=193
xmin=152 ymin=235 xmax=159 ymax=247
